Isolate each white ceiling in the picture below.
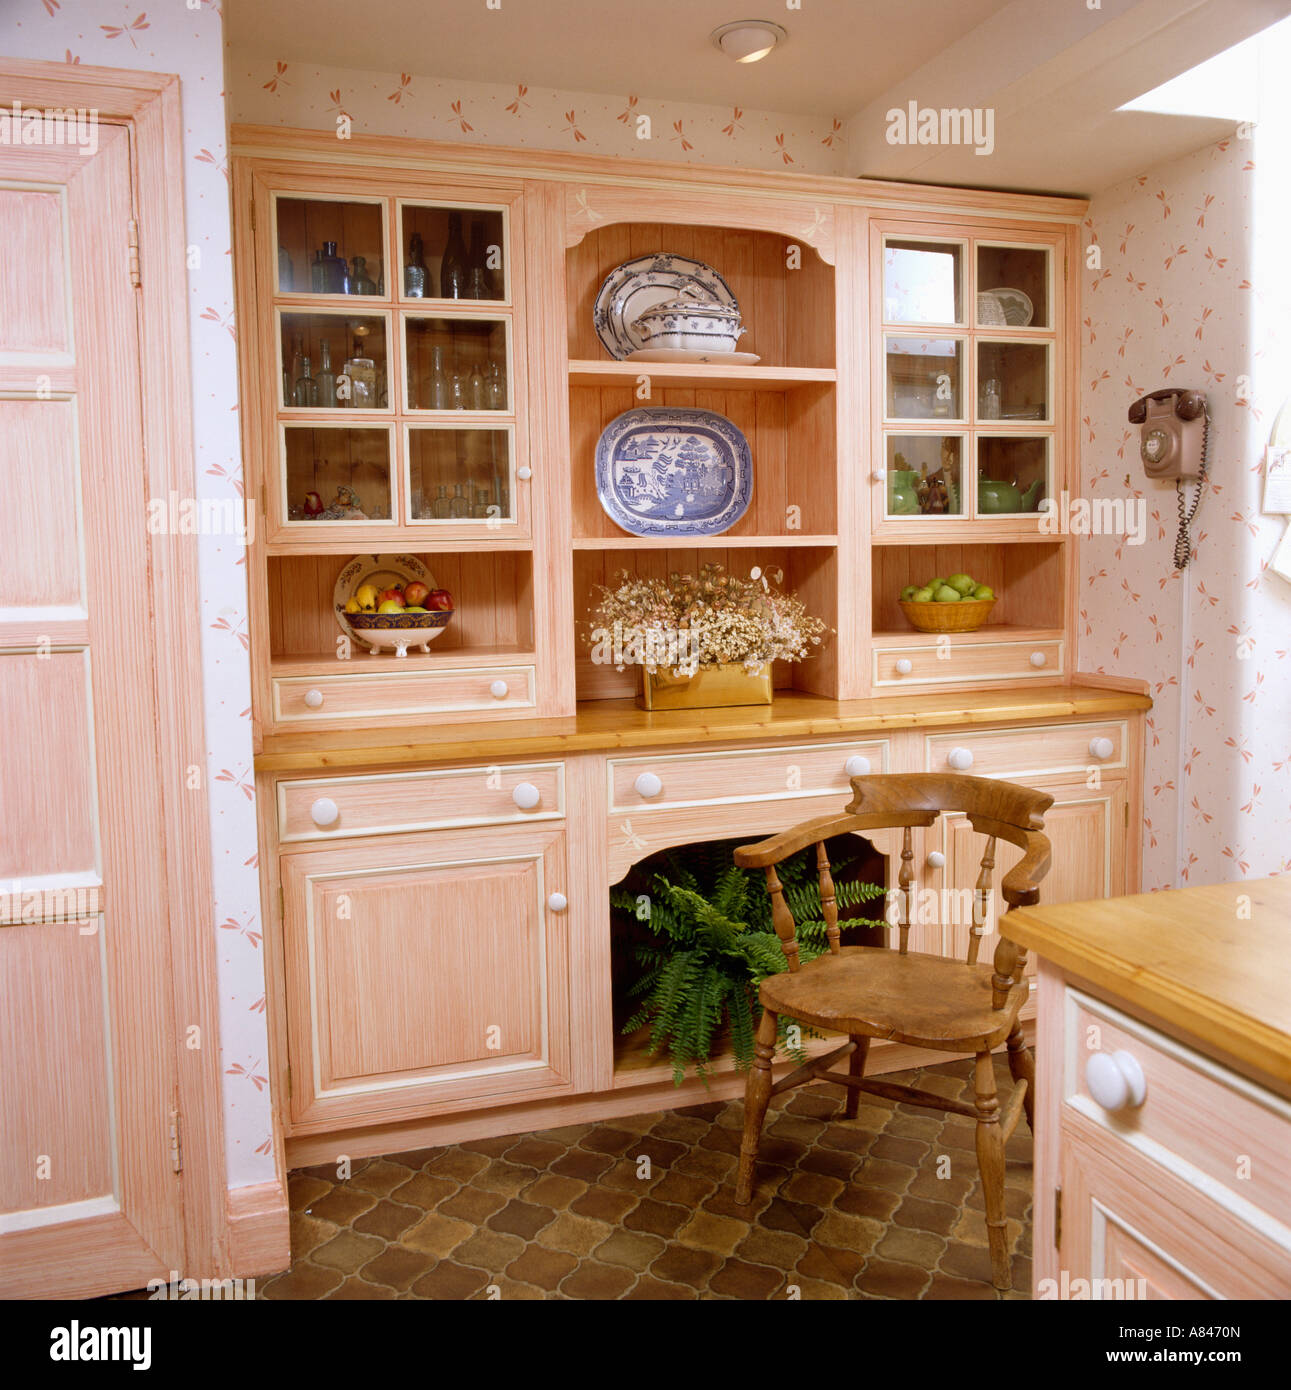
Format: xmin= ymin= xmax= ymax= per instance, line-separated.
xmin=226 ymin=0 xmax=1291 ymax=195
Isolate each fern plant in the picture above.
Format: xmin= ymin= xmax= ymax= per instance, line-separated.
xmin=614 ymin=836 xmax=886 ymax=1085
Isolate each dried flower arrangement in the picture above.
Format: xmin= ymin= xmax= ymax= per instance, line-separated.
xmin=587 ymin=562 xmax=828 ymax=677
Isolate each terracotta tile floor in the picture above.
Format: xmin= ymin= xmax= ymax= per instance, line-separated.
xmin=257 ymin=1054 xmax=1033 ymax=1300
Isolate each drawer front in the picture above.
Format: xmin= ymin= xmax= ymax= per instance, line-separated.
xmin=277 ymin=761 xmax=565 ymax=842
xmin=607 ymin=739 xmax=891 ymax=814
xmin=873 ymin=638 xmax=1063 ymax=688
xmin=924 ymin=720 xmax=1126 ymax=780
xmin=273 ymin=665 xmax=536 ymax=723
xmin=1061 ymin=987 xmax=1291 ymax=1234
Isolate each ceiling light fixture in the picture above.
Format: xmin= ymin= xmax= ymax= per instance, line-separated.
xmin=712 ymin=19 xmax=786 ymax=64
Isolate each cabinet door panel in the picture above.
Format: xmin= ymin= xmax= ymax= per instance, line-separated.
xmin=282 ymin=824 xmax=571 ymax=1129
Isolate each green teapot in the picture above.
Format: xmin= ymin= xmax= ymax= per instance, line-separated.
xmin=978 ymin=473 xmax=1043 ymax=514
xmin=887 ymin=467 xmax=920 ymax=515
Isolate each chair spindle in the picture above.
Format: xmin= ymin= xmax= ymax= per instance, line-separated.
xmin=816 ymin=841 xmax=840 ymax=955
xmin=898 ymin=825 xmax=914 ymax=955
xmin=968 ymin=835 xmax=996 ymax=965
xmin=765 ymin=863 xmax=800 ymax=973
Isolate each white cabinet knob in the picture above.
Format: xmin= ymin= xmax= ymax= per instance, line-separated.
xmin=547 ymin=892 xmax=568 ymax=913
xmin=927 ymin=850 xmax=946 ymax=869
xmin=310 ymin=797 xmax=340 ymax=828
xmin=1085 ymin=1050 xmax=1147 ymax=1112
xmin=303 ymin=688 xmax=324 ymax=709
xmin=1029 ymin=651 xmax=1047 ymax=668
xmin=947 ymin=747 xmax=974 ymax=771
xmin=871 ymin=469 xmax=887 ymax=483
xmin=844 ymin=755 xmax=871 ymax=778
xmin=894 ymin=658 xmax=913 ymax=676
xmin=490 ymin=679 xmax=509 ymax=699
xmin=517 ymin=465 xmax=533 ymax=481
xmin=512 ymin=782 xmax=541 ymax=811
xmin=634 ymin=771 xmax=663 ymax=799
xmin=1089 ymin=736 xmax=1115 ymax=761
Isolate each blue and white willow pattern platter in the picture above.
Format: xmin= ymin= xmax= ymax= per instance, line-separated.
xmin=594 ymin=407 xmax=753 ymax=537
xmin=592 ymin=252 xmax=740 ymax=359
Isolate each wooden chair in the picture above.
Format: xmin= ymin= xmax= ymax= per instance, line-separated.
xmin=732 ymin=772 xmax=1053 ymax=1292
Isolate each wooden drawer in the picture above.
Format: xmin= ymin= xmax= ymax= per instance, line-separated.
xmin=607 ymin=739 xmax=890 ymax=814
xmin=272 ymin=665 xmax=536 ymax=723
xmin=873 ymin=637 xmax=1063 ymax=688
xmin=277 ymin=761 xmax=565 ymax=842
xmin=1061 ymin=987 xmax=1291 ymax=1234
xmin=924 ymin=720 xmax=1126 ymax=780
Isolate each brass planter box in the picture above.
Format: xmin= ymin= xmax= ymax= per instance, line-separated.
xmin=637 ymin=663 xmax=773 ymax=711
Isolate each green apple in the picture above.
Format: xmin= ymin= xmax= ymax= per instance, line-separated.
xmin=900 ymin=584 xmax=918 ymax=601
xmin=933 ymin=585 xmax=962 ymax=602
xmin=972 ymin=584 xmax=995 ymax=600
xmin=911 ymin=587 xmax=935 ymax=602
xmin=927 ymin=577 xmax=944 ymax=592
xmin=947 ymin=572 xmax=976 ymax=595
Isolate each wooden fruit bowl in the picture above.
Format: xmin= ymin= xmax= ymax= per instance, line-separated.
xmin=899 ymin=597 xmax=995 ymax=633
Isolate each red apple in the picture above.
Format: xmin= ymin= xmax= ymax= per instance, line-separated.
xmin=302 ymin=491 xmax=324 ymax=517
xmin=377 ymin=586 xmax=405 ymax=606
xmin=427 ymin=588 xmax=454 ymax=611
xmin=403 ymin=581 xmax=430 ymax=607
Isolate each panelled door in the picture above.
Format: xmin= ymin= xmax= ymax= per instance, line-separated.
xmin=0 ymin=122 xmax=188 ymax=1295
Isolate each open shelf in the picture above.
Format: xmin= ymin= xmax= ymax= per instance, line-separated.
xmin=568 ymin=360 xmax=836 ymax=391
xmin=872 ymin=541 xmax=1065 ymax=632
xmin=572 ymin=533 xmax=836 ymax=550
xmin=871 ymin=624 xmax=1063 ymax=647
xmin=270 ymin=644 xmax=535 ymax=678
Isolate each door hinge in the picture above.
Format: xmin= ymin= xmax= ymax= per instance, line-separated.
xmin=278 ymin=883 xmax=285 ymax=919
xmin=127 ymin=219 xmax=141 ymax=290
xmin=1053 ymin=1186 xmax=1062 ymax=1246
xmin=168 ymin=1108 xmax=183 ymax=1174
xmin=1124 ymin=801 xmax=1130 ymax=828
xmin=249 ymin=197 xmax=256 ymax=233
xmin=285 ymin=1064 xmax=292 ymax=1099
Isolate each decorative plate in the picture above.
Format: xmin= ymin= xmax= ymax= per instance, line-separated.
xmin=627 ymin=348 xmax=762 ymax=366
xmin=333 ymin=553 xmax=437 ymax=648
xmin=984 ymin=286 xmax=1034 ymax=327
xmin=594 ymin=407 xmax=753 ymax=537
xmin=976 ymin=290 xmax=1008 ymax=327
xmin=593 ymin=252 xmax=739 ymax=360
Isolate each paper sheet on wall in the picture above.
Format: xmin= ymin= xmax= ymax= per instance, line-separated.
xmin=1264 ymin=446 xmax=1291 ymax=514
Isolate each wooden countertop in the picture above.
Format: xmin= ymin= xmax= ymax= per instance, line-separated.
xmin=254 ymin=683 xmax=1151 ymax=772
xmin=1004 ymin=877 xmax=1291 ymax=1086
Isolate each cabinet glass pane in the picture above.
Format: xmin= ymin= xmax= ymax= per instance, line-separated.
xmin=280 ymin=313 xmax=388 ymax=410
xmin=283 ymin=426 xmax=392 ymax=522
xmin=405 ymin=316 xmax=509 ymax=411
xmin=399 ymin=204 xmax=506 ymax=302
xmin=977 ymin=245 xmax=1049 ymax=328
xmin=976 ymin=436 xmax=1050 ymax=515
xmin=886 ymin=336 xmax=963 ymax=420
xmin=883 ymin=239 xmax=963 ymax=324
xmin=408 ymin=427 xmax=512 ymax=522
xmin=275 ymin=197 xmax=386 ymax=297
xmin=977 ymin=341 xmax=1050 ymax=422
xmin=885 ymin=435 xmax=963 ymax=517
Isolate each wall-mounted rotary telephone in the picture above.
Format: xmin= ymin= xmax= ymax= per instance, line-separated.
xmin=1128 ymin=388 xmax=1210 ymax=569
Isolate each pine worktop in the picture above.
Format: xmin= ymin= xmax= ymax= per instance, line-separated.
xmin=254 ymin=682 xmax=1152 ymax=773
xmin=1003 ymin=876 xmax=1291 ymax=1087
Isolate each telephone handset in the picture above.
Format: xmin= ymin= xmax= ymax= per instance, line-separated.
xmin=1128 ymin=388 xmax=1210 ymax=569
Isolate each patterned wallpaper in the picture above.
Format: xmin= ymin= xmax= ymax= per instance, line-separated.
xmin=226 ymin=47 xmax=849 ymax=174
xmin=1079 ymin=131 xmax=1291 ymax=889
xmin=6 ymin=2 xmax=274 ymax=1187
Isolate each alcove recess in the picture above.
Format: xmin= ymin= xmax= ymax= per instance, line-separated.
xmin=266 ymin=551 xmax=534 ymax=676
xmin=565 ymin=222 xmax=840 ymax=701
xmin=871 ymin=540 xmax=1066 ymax=641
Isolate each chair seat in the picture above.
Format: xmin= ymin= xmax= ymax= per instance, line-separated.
xmin=759 ymin=945 xmax=1025 ymax=1051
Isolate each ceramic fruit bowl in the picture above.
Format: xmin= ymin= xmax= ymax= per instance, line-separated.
xmin=899 ymin=598 xmax=995 ymax=633
xmin=345 ymin=608 xmax=452 ymax=656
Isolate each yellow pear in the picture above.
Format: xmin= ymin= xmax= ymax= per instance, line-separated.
xmin=344 ymin=598 xmax=361 ymax=613
xmin=355 ymin=583 xmax=380 ymax=609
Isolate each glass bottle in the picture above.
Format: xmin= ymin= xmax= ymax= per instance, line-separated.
xmin=485 ymin=360 xmax=506 ymax=411
xmin=282 ymin=367 xmax=292 ymax=405
xmin=981 ymin=377 xmax=1002 ymax=420
xmin=404 ymin=232 xmax=428 ymax=298
xmin=320 ymin=241 xmax=348 ymax=294
xmin=310 ymin=249 xmax=325 ymax=293
xmin=316 ymin=340 xmax=336 ymax=408
xmin=440 ymin=212 xmax=468 ymax=299
xmin=349 ymin=255 xmax=376 ymax=296
xmin=472 ymin=487 xmax=493 ymax=519
xmin=293 ymin=356 xmax=319 ymax=408
xmin=341 ymin=336 xmax=376 ymax=409
xmin=278 ymin=245 xmax=293 ymax=291
xmin=466 ymin=219 xmax=490 ymax=299
xmin=469 ymin=362 xmax=487 ymax=410
xmin=289 ymin=334 xmax=305 ymax=391
xmin=428 ymin=344 xmax=450 ymax=409
xmin=448 ymin=363 xmax=466 ymax=411
xmin=430 ymin=484 xmax=451 ymax=519
xmin=449 ymin=483 xmax=470 ymax=518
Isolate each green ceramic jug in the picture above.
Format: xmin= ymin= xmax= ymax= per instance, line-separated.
xmin=887 ymin=468 xmax=920 ymax=515
xmin=978 ymin=474 xmax=1043 ymax=513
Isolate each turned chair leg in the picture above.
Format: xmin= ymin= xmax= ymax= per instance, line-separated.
xmin=735 ymin=1007 xmax=778 ymax=1205
xmin=1006 ymin=1025 xmax=1036 ymax=1134
xmin=844 ymin=1035 xmax=869 ymax=1120
xmin=973 ymin=1050 xmax=1012 ymax=1293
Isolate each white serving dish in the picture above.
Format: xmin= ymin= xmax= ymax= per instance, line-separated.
xmin=630 ymin=289 xmax=746 ymax=354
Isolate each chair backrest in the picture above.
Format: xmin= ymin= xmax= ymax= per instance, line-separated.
xmin=732 ymin=773 xmax=1053 ymax=1010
